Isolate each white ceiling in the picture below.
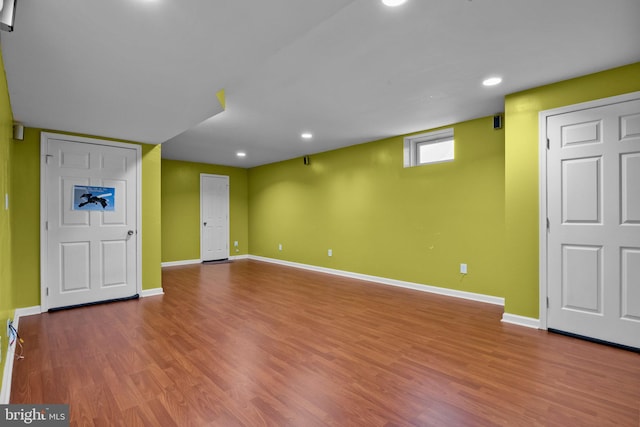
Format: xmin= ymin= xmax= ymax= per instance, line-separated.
xmin=2 ymin=0 xmax=639 ymax=168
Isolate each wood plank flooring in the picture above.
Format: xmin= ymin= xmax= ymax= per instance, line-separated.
xmin=10 ymin=260 xmax=640 ymax=426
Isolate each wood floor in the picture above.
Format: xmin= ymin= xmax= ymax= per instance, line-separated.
xmin=10 ymin=260 xmax=640 ymax=426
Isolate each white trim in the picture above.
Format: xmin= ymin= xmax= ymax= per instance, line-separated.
xmin=538 ymin=91 xmax=640 ymax=330
xmin=1 ymin=306 xmax=42 ymax=404
xmin=200 ymin=174 xmax=230 ymax=262
xmin=538 ymin=106 xmax=549 ymax=330
xmin=161 ymin=259 xmax=202 ymax=268
xmin=14 ymin=306 xmax=41 ymax=319
xmin=501 ymin=313 xmax=540 ymax=329
xmin=250 ymin=255 xmax=504 ymax=306
xmin=140 ymin=288 xmax=164 ymax=298
xmin=40 ymin=132 xmax=143 ymax=312
xmin=160 ymin=255 xmax=248 ymax=267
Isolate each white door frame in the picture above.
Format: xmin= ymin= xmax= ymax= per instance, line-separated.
xmin=40 ymin=132 xmax=143 ymax=312
xmin=538 ymin=91 xmax=640 ymax=329
xmin=200 ymin=173 xmax=230 ymax=261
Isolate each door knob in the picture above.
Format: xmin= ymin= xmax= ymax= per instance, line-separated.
xmin=127 ymin=230 xmax=134 ymax=236
xmin=203 ymin=222 xmax=207 ymax=226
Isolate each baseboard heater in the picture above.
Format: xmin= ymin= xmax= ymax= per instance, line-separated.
xmin=48 ymin=294 xmax=139 ymax=312
xmin=548 ymin=328 xmax=639 ymax=353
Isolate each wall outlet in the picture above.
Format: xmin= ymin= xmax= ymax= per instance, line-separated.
xmin=234 ymin=241 xmax=238 ymax=247
xmin=328 ymin=249 xmax=332 ymax=257
xmin=460 ymin=263 xmax=468 ymax=274
xmin=278 ymin=243 xmax=282 ymax=251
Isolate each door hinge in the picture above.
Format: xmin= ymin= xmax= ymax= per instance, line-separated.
xmin=45 ymin=221 xmax=48 ymax=231
xmin=44 ymin=154 xmax=54 ymax=164
xmin=546 ymin=138 xmax=550 ymax=149
xmin=46 ymin=287 xmax=49 ymax=296
xmin=546 ymin=297 xmax=549 ymax=308
xmin=546 ymin=217 xmax=550 ymax=232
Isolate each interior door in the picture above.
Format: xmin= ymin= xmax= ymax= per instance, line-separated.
xmin=546 ymin=98 xmax=640 ymax=349
xmin=44 ymin=136 xmax=139 ymax=310
xmin=200 ymin=174 xmax=229 ymax=261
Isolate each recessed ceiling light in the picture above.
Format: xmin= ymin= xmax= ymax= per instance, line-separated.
xmin=483 ymin=77 xmax=503 ymax=86
xmin=236 ymin=151 xmax=246 ymax=158
xmin=301 ymin=133 xmax=313 ymax=139
xmin=382 ymin=0 xmax=407 ymax=6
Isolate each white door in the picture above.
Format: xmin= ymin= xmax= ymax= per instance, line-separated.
xmin=42 ymin=134 xmax=140 ymax=310
xmin=546 ymin=97 xmax=640 ymax=349
xmin=200 ymin=174 xmax=229 ymax=261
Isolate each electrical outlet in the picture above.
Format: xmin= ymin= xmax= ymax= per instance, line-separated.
xmin=234 ymin=241 xmax=238 ymax=247
xmin=460 ymin=263 xmax=468 ymax=274
xmin=278 ymin=243 xmax=282 ymax=251
xmin=328 ymin=249 xmax=333 ymax=257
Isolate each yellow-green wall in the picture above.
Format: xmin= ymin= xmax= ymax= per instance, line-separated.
xmin=10 ymin=129 xmax=163 ymax=309
xmin=249 ymin=116 xmax=506 ymax=298
xmin=0 ymin=41 xmax=14 ymax=392
xmin=504 ymin=62 xmax=640 ymax=317
xmin=161 ymin=159 xmax=249 ymax=262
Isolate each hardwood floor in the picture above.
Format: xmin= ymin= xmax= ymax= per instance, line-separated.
xmin=10 ymin=260 xmax=640 ymax=426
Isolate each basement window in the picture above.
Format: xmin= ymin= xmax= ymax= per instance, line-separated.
xmin=403 ymin=128 xmax=454 ymax=167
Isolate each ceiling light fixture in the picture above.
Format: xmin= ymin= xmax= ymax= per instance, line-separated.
xmin=483 ymin=77 xmax=503 ymax=86
xmin=236 ymin=151 xmax=246 ymax=158
xmin=301 ymin=133 xmax=313 ymax=139
xmin=382 ymin=0 xmax=407 ymax=6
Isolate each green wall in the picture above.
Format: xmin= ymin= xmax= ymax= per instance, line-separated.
xmin=249 ymin=116 xmax=506 ymax=298
xmin=0 ymin=41 xmax=14 ymax=391
xmin=10 ymin=129 xmax=163 ymax=309
xmin=161 ymin=159 xmax=249 ymax=262
xmin=504 ymin=62 xmax=640 ymax=317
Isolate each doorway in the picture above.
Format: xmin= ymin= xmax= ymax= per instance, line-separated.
xmin=540 ymin=92 xmax=640 ymax=349
xmin=40 ymin=133 xmax=141 ymax=310
xmin=200 ymin=174 xmax=229 ymax=262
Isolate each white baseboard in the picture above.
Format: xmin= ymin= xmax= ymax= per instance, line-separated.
xmin=162 ymin=255 xmax=249 ymax=267
xmin=140 ymin=288 xmax=164 ymax=298
xmin=14 ymin=306 xmax=42 ymax=318
xmin=250 ymin=255 xmax=505 ymax=307
xmin=161 ymin=259 xmax=201 ymax=268
xmin=1 ymin=306 xmax=41 ymax=404
xmin=501 ymin=313 xmax=540 ymax=329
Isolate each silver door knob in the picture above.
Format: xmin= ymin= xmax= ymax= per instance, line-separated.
xmin=127 ymin=230 xmax=134 ymax=236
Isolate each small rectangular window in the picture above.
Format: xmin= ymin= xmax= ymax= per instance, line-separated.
xmin=417 ymin=138 xmax=454 ymax=165
xmin=403 ymin=128 xmax=454 ymax=167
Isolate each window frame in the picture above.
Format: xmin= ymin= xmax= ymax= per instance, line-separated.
xmin=403 ymin=128 xmax=454 ymax=168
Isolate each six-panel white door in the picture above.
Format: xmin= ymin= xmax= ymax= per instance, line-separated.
xmin=200 ymin=174 xmax=229 ymax=262
xmin=44 ymin=137 xmax=139 ymax=310
xmin=547 ymin=98 xmax=640 ymax=349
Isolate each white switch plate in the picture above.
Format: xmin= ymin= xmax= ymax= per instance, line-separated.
xmin=234 ymin=241 xmax=238 ymax=247
xmin=460 ymin=263 xmax=468 ymax=274
xmin=278 ymin=244 xmax=282 ymax=251
xmin=328 ymin=249 xmax=332 ymax=257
